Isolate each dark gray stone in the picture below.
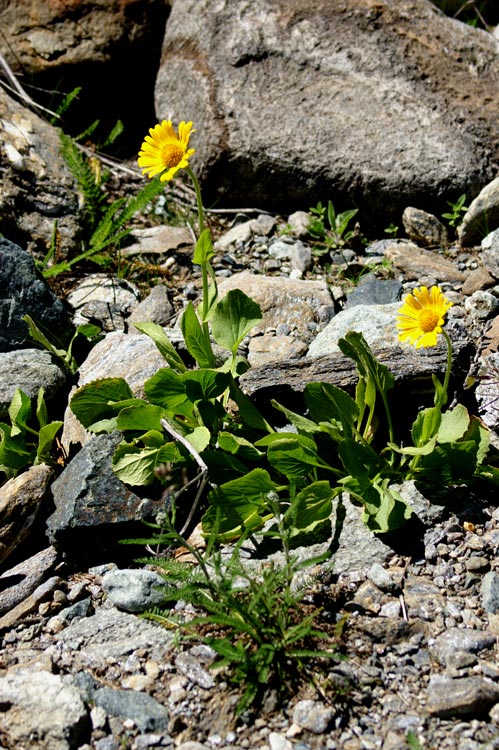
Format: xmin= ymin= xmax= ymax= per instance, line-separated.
xmin=0 ymin=238 xmax=73 ymax=352
xmin=344 ymin=275 xmax=402 ymax=308
xmin=46 ymin=432 xmax=167 ymax=561
xmin=0 ymin=349 xmax=66 ymax=419
xmin=94 ymin=687 xmax=169 ymax=733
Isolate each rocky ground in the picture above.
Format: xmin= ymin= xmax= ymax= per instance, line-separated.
xmin=4 ymin=170 xmax=499 ymax=750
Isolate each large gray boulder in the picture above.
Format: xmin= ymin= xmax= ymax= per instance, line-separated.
xmin=155 ymin=0 xmax=499 ymax=226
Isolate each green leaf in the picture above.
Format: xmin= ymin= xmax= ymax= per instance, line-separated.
xmin=112 ymin=441 xmax=177 ymax=485
xmin=193 ymin=228 xmax=215 ymax=265
xmin=339 ymin=331 xmax=394 ymax=402
xmin=271 ymin=401 xmax=320 ymax=435
xmin=211 ymin=290 xmax=262 ymax=354
xmin=305 ymin=382 xmax=358 ymax=439
xmin=218 ymin=432 xmax=264 ymax=460
xmin=202 ymin=469 xmax=277 ymax=541
xmin=36 ymin=388 xmax=48 ymax=428
xmin=116 ymin=403 xmax=165 ymax=433
xmin=437 ymin=404 xmax=470 ymax=443
xmin=411 ymin=406 xmax=441 ymax=447
xmin=388 ymin=437 xmax=437 ymax=456
xmin=0 ymin=423 xmax=32 ymax=471
xmin=267 ymin=434 xmax=329 ymax=479
xmin=337 ymin=438 xmax=384 ymax=482
xmin=70 ymin=378 xmax=134 ymax=429
xmin=8 ymin=389 xmax=33 ymax=436
xmin=132 ymin=322 xmax=186 ymax=373
xmin=144 ymin=369 xmax=193 ymax=417
xmin=420 ymin=441 xmax=478 ymax=484
xmin=285 ymin=481 xmax=333 ymax=539
xmin=36 ymin=421 xmax=63 ymax=463
xmin=229 ymin=380 xmax=273 ymax=433
xmin=464 ymin=415 xmax=490 ymax=466
xmin=358 ymin=479 xmax=413 ymax=533
xmin=181 ymin=302 xmax=215 ymax=367
xmin=22 ymin=314 xmax=68 ymax=365
xmin=185 ymin=425 xmax=211 ymax=453
xmin=183 ymin=369 xmax=231 ymax=402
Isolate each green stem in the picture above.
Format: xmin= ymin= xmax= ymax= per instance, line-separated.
xmin=186 ymin=166 xmax=204 ymax=235
xmin=441 ymin=329 xmax=453 ymax=409
xmin=185 ymin=166 xmax=215 ymax=366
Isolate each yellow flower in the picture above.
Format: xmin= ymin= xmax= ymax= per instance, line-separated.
xmin=137 ymin=120 xmax=195 ymax=182
xmin=396 ymin=285 xmax=452 ymax=348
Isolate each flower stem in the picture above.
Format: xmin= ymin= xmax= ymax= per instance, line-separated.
xmin=186 ymin=166 xmax=204 ymax=235
xmin=185 ymin=166 xmax=215 ymax=366
xmin=440 ymin=329 xmax=453 ymax=409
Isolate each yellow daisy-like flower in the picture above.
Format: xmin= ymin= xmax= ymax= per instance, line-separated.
xmin=137 ymin=120 xmax=195 ymax=182
xmin=396 ymin=285 xmax=452 ymax=349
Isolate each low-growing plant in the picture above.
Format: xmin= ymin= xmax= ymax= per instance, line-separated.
xmin=126 ymin=498 xmax=341 ymax=712
xmin=22 ymin=314 xmax=101 ymax=375
xmin=0 ymin=388 xmax=63 ymax=484
xmin=69 ymin=120 xmax=499 ymax=546
xmin=308 ymin=199 xmax=359 ymax=254
xmin=441 ymin=192 xmax=468 ymax=229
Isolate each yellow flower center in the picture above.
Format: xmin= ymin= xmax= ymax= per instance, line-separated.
xmin=160 ymin=142 xmax=184 ymax=168
xmin=419 ymin=309 xmax=440 ymax=332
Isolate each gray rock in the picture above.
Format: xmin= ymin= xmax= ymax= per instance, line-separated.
xmin=102 ymin=568 xmax=169 ymax=613
xmin=475 ymin=353 xmax=499 ymax=430
xmin=155 ymin=0 xmax=499 ymax=222
xmin=0 ymin=348 xmax=66 ymax=419
xmin=427 ymin=674 xmax=499 ymax=717
xmin=0 ymin=238 xmax=74 ymax=352
xmin=431 ymin=628 xmax=496 ymax=666
xmin=46 ymin=432 xmax=167 ymax=559
xmin=481 ymin=571 xmax=499 ymax=614
xmin=0 ymin=464 xmax=53 ymax=566
xmin=175 ymin=651 xmax=216 ymax=689
xmin=367 ymin=562 xmax=400 ymax=595
xmin=459 ymin=176 xmax=499 ymax=246
xmin=481 ymin=228 xmax=499 ymax=279
xmin=402 ymin=207 xmax=449 ymax=247
xmin=217 ymin=271 xmax=335 ymax=343
xmin=66 ymin=274 xmax=141 ymax=331
xmin=384 ymin=241 xmax=465 ymax=283
xmin=464 ymin=290 xmax=499 ymax=321
xmin=247 ymin=334 xmax=308 ymax=368
xmin=94 ymin=686 xmax=169 ymax=733
xmin=287 ymin=211 xmax=311 ymax=239
xmin=292 ymin=699 xmax=336 ymax=733
xmin=0 ymin=545 xmax=58 ymax=615
xmin=0 ymin=668 xmax=88 ymax=750
xmin=123 ymin=225 xmax=194 ymax=259
xmin=0 ymin=574 xmax=60 ymax=630
xmin=307 ymin=302 xmax=401 ymax=356
xmin=344 ymin=274 xmax=402 ymax=308
xmin=0 ymin=89 xmax=83 ymax=259
xmin=56 ymin=607 xmax=173 ymax=666
xmin=129 ymin=285 xmax=175 ymax=329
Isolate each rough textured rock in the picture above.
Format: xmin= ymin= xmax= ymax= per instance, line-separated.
xmin=0 ymin=546 xmax=58 ymax=614
xmin=0 ymin=349 xmax=67 ymax=419
xmin=0 ymin=464 xmax=53 ymax=566
xmin=0 ymin=0 xmax=169 ymax=150
xmin=46 ymin=432 xmax=166 ymax=560
xmin=216 ymin=271 xmax=334 ymax=343
xmin=0 ymin=238 xmax=74 ymax=351
xmin=102 ymin=568 xmax=170 ymax=613
xmin=155 ymin=0 xmax=499 ymax=224
xmin=0 ymin=90 xmax=83 ymax=258
xmin=458 ymin=176 xmax=499 ymax=246
xmin=0 ymin=668 xmax=88 ymax=750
